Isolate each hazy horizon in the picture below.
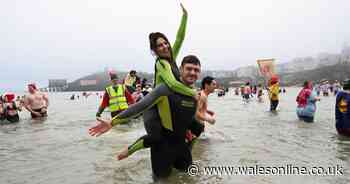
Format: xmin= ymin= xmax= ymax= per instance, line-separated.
xmin=2 ymin=0 xmax=350 ymax=92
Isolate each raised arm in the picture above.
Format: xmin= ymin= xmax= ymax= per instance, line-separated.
xmin=172 ymin=3 xmax=188 ymax=61
xmin=156 ymin=59 xmax=196 ymax=97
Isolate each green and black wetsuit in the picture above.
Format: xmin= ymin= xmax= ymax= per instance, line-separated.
xmin=111 ymin=11 xmax=201 ymax=151
xmin=112 ymin=84 xmax=203 ymax=177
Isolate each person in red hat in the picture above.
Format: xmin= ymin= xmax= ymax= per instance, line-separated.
xmin=96 ymin=72 xmax=135 ymax=118
xmin=2 ymin=93 xmax=20 ymax=123
xmin=24 ymin=83 xmax=49 ymax=119
xmin=268 ymin=75 xmax=280 ymax=112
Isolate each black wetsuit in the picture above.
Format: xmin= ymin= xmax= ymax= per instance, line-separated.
xmin=145 ymin=87 xmax=201 ymax=177
xmin=111 ymin=84 xmax=204 ymax=177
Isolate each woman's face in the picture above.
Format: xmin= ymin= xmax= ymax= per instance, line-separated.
xmin=155 ymin=37 xmax=171 ymax=58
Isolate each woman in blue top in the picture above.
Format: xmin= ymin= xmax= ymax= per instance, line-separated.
xmin=296 ymin=81 xmax=320 ymax=123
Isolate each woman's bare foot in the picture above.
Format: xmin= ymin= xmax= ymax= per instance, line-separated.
xmin=117 ymin=146 xmax=129 ymax=161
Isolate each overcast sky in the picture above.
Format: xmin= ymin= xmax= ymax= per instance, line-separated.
xmin=1 ymin=0 xmax=350 ymax=92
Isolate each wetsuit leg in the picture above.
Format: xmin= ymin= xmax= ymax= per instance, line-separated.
xmin=173 ymin=144 xmax=192 ymax=172
xmin=150 ymin=141 xmax=175 ymax=178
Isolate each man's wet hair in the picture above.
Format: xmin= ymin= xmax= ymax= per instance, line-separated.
xmin=130 ymin=70 xmax=137 ymax=75
xmin=201 ymin=76 xmax=215 ymax=89
xmin=181 ymin=55 xmax=201 ymax=67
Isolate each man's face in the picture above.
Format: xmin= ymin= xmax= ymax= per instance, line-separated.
xmin=180 ymin=63 xmax=201 ymax=85
xmin=207 ymin=80 xmax=217 ymax=93
xmin=28 ymin=86 xmax=35 ymax=93
xmin=111 ymin=79 xmax=118 ymax=86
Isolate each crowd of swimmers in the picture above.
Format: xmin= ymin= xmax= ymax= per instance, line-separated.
xmin=0 ymin=83 xmax=49 ymax=124
xmin=2 ymin=3 xmax=350 ymax=181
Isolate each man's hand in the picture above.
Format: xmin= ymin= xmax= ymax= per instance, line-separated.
xmin=207 ymin=117 xmax=216 ymax=124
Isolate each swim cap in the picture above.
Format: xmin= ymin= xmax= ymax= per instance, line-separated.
xmin=4 ymin=93 xmax=15 ymax=102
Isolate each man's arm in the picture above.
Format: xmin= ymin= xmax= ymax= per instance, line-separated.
xmin=96 ymin=92 xmax=109 ymax=117
xmin=195 ymin=95 xmax=215 ymax=124
xmin=24 ymin=97 xmax=38 ymax=115
xmin=43 ymin=93 xmax=49 ymax=107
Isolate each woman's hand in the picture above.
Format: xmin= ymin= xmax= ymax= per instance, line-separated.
xmin=180 ymin=3 xmax=187 ymax=15
xmin=89 ymin=117 xmax=112 ymax=137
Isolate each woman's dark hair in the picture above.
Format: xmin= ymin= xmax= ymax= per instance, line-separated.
xmin=149 ymin=32 xmax=174 ymax=63
xmin=303 ymin=81 xmax=309 ymax=88
xmin=201 ymin=76 xmax=215 ymax=89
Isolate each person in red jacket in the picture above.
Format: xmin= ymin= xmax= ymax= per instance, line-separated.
xmin=96 ymin=73 xmax=135 ymax=118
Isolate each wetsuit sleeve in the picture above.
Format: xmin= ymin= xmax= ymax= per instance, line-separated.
xmin=128 ymin=137 xmax=145 ymax=156
xmin=111 ymin=84 xmax=171 ymax=126
xmin=172 ymin=12 xmax=187 ymax=61
xmin=125 ymin=89 xmax=135 ymax=105
xmin=156 ymin=59 xmax=196 ymax=97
